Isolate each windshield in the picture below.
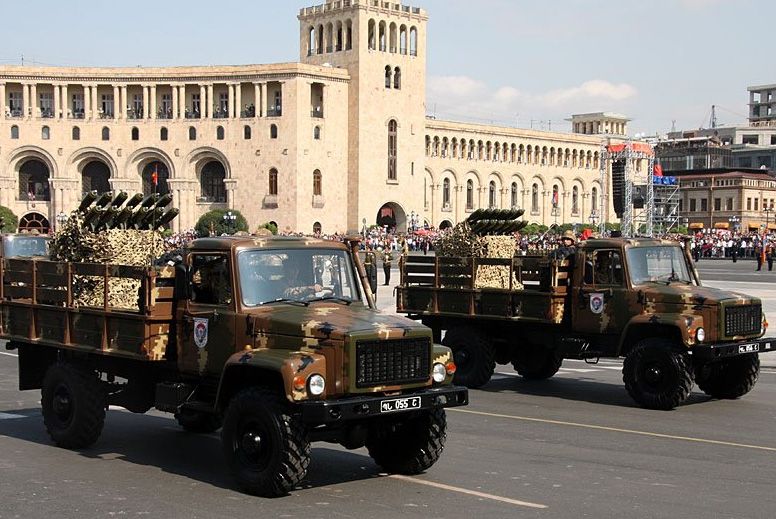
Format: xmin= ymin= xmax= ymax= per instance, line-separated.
xmin=237 ymin=248 xmax=364 ymax=306
xmin=626 ymin=246 xmax=693 ymax=285
xmin=3 ymin=236 xmax=49 ymax=258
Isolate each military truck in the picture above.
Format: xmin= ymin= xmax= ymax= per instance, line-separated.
xmin=397 ymin=237 xmax=773 ymax=410
xmin=1 ymin=236 xmax=467 ymax=496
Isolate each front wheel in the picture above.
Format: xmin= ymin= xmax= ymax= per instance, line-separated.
xmin=366 ymin=408 xmax=447 ymax=474
xmin=221 ymin=388 xmax=310 ymax=497
xmin=696 ymin=354 xmax=760 ymax=399
xmin=442 ymin=327 xmax=495 ymax=388
xmin=41 ymin=362 xmax=106 ymax=449
xmin=623 ymin=339 xmax=694 ymax=410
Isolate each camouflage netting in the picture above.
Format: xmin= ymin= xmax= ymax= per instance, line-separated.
xmin=50 ymin=191 xmax=178 ymax=309
xmin=434 ymin=209 xmax=526 ymax=290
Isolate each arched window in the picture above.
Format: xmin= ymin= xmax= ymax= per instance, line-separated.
xmin=268 ymin=168 xmax=278 ymax=195
xmin=41 ymin=126 xmax=50 ymax=140
xmin=160 ymin=127 xmax=168 ymax=141
xmin=489 ymin=181 xmax=497 ymax=208
xmin=308 ymin=26 xmax=316 ymax=55
xmin=385 ymin=66 xmax=392 ymax=88
xmin=552 ymin=185 xmax=559 ymax=209
xmin=532 ymin=183 xmax=539 ymax=213
xmin=443 ymin=178 xmax=450 ymax=207
xmin=346 ymin=20 xmax=353 ymax=50
xmin=400 ymin=25 xmax=408 ymax=54
xmin=313 ymin=222 xmax=322 ymax=234
xmin=142 ymin=161 xmax=169 ymax=196
xmin=101 ymin=127 xmax=110 ymax=141
xmin=466 ymin=179 xmax=474 ymax=210
xmin=82 ymin=161 xmax=111 ymax=194
xmin=409 ymin=26 xmax=418 ymax=56
xmin=270 ymin=124 xmax=278 ymax=139
xmin=572 ymin=186 xmax=579 ymax=214
xmin=313 ymin=169 xmax=322 ymax=196
xmin=511 ymin=182 xmax=518 ymax=209
xmin=317 ymin=24 xmax=324 ymax=54
xmin=243 ymin=125 xmax=251 ymax=140
xmin=200 ymin=161 xmax=226 ymax=203
xmin=591 ymin=187 xmax=598 ymax=214
xmin=189 ymin=126 xmax=196 ymax=140
xmin=19 ymin=160 xmax=51 ymax=201
xmin=394 ymin=67 xmax=401 ymax=89
xmin=216 ymin=126 xmax=225 ymax=140
xmin=313 ymin=126 xmax=321 ymax=140
xmin=387 ymin=119 xmax=397 ymax=180
xmin=11 ymin=125 xmax=19 ymax=139
xmin=389 ymin=22 xmax=397 ymax=53
xmin=379 ymin=21 xmax=386 ymax=51
xmin=131 ymin=127 xmax=139 ymax=141
xmin=368 ymin=19 xmax=376 ymax=50
xmin=72 ymin=126 xmax=80 ymax=140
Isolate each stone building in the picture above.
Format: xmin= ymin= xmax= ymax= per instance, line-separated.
xmin=0 ymin=0 xmax=625 ymax=235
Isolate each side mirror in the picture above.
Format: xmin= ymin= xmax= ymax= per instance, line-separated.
xmin=174 ymin=264 xmax=191 ymax=301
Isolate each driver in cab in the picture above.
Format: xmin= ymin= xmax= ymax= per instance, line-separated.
xmin=283 ymin=260 xmax=322 ymax=299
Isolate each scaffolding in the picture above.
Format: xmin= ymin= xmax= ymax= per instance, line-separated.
xmin=599 ymin=141 xmax=656 ymax=237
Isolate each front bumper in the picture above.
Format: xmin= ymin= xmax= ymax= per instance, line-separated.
xmin=297 ymin=385 xmax=469 ymax=424
xmin=691 ymin=337 xmax=775 ymax=361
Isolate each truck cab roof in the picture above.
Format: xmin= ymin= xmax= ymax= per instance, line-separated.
xmin=578 ymin=237 xmax=681 ymax=250
xmin=188 ymin=235 xmax=348 ymax=253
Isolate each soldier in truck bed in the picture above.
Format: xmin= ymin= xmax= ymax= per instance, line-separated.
xmin=550 ymin=230 xmax=577 ymax=260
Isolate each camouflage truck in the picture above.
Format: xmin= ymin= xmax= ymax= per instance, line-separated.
xmin=397 ymin=237 xmax=774 ymax=410
xmin=1 ymin=235 xmax=467 ymax=497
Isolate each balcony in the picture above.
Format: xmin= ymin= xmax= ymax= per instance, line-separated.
xmin=158 ymin=109 xmax=173 ymax=119
xmin=267 ymin=107 xmax=282 ymax=117
xmin=213 ymin=108 xmax=229 ymax=119
xmin=127 ymin=109 xmax=143 ymax=120
xmin=241 ymin=106 xmax=256 ymax=118
xmin=40 ymin=109 xmax=55 ymax=119
xmin=8 ymin=109 xmax=23 ymax=118
xmin=185 ymin=110 xmax=202 ymax=119
xmin=311 ymin=107 xmax=324 ymax=118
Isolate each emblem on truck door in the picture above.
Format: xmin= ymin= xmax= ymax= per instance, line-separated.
xmin=194 ymin=318 xmax=209 ymax=348
xmin=590 ymin=293 xmax=605 ymax=315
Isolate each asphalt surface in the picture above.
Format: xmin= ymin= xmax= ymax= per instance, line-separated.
xmin=1 ymin=259 xmax=775 ymax=518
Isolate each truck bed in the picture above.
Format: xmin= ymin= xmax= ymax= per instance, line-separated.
xmin=0 ymin=257 xmax=175 ymax=361
xmin=397 ymin=255 xmax=571 ymax=324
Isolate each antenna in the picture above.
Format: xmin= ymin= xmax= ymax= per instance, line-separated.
xmin=709 ymin=105 xmax=717 ymax=129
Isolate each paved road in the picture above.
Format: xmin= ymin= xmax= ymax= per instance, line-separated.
xmin=2 ymin=259 xmax=776 ymax=518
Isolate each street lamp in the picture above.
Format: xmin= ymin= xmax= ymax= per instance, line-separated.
xmin=222 ymin=211 xmax=237 ymax=235
xmin=764 ymin=205 xmax=773 ymax=234
xmin=56 ymin=212 xmax=68 ymax=231
xmin=588 ymin=211 xmax=599 ymax=227
xmin=728 ymin=215 xmax=740 ymax=233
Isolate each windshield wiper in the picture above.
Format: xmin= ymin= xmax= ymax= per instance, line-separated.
xmin=307 ymin=296 xmax=353 ymax=305
xmin=260 ymin=298 xmax=309 ymax=307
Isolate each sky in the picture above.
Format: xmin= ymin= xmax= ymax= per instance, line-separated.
xmin=1 ymin=0 xmax=772 ymax=135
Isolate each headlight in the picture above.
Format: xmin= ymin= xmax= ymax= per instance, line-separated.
xmin=307 ymin=374 xmax=326 ymax=396
xmin=696 ymin=328 xmax=705 ymax=343
xmin=432 ymin=363 xmax=447 ymax=383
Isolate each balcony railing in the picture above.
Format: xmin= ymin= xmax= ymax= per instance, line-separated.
xmin=127 ymin=109 xmax=143 ymax=119
xmin=241 ymin=106 xmax=256 ymax=118
xmin=213 ymin=108 xmax=229 ymax=119
xmin=158 ymin=109 xmax=173 ymax=119
xmin=185 ymin=110 xmax=201 ymax=119
xmin=40 ymin=109 xmax=55 ymax=118
xmin=8 ymin=109 xmax=23 ymax=118
xmin=267 ymin=107 xmax=282 ymax=117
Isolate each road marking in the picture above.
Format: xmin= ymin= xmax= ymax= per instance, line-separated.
xmin=0 ymin=351 xmax=18 ymax=357
xmin=0 ymin=412 xmax=26 ymax=420
xmin=388 ymin=474 xmax=547 ymax=509
xmin=450 ymin=408 xmax=776 ymax=453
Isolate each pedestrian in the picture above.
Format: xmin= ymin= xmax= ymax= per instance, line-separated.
xmin=382 ymin=247 xmax=393 ymax=285
xmin=364 ymin=246 xmax=378 ymax=297
xmin=756 ymin=244 xmax=764 ymax=271
xmin=731 ymin=238 xmax=738 ymax=263
xmin=768 ymin=242 xmax=774 ymax=272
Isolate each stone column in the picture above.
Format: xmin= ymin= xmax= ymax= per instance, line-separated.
xmin=61 ymin=84 xmax=68 ymax=119
xmin=260 ymin=82 xmax=268 ymax=117
xmin=227 ymin=83 xmax=235 ymax=119
xmin=171 ymin=84 xmax=178 ymax=119
xmin=235 ymin=83 xmax=242 ymax=118
xmin=120 ymin=85 xmax=128 ymax=119
xmin=91 ymin=85 xmax=99 ymax=119
xmin=253 ymin=83 xmax=260 ymax=119
xmin=199 ymin=85 xmax=207 ymax=118
xmin=142 ymin=85 xmax=149 ymax=119
xmin=150 ymin=85 xmax=157 ymax=119
xmin=0 ymin=82 xmax=5 ymax=120
xmin=83 ymin=84 xmax=91 ymax=119
xmin=30 ymin=83 xmax=38 ymax=118
xmin=113 ymin=85 xmax=120 ymax=119
xmin=206 ymin=84 xmax=213 ymax=118
xmin=53 ymin=85 xmax=60 ymax=119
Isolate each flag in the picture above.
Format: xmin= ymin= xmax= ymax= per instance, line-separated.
xmin=151 ymin=166 xmax=159 ymax=186
xmin=552 ymin=189 xmax=559 ymax=207
xmin=653 ymin=163 xmax=663 ymax=177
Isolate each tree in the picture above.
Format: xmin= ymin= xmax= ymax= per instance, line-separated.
xmin=258 ymin=222 xmax=278 ymax=235
xmin=0 ymin=206 xmax=18 ymax=233
xmin=195 ymin=209 xmax=248 ymax=237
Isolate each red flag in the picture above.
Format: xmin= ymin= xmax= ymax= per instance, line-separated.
xmin=653 ymin=163 xmax=663 ymax=177
xmin=151 ymin=166 xmax=158 ymax=186
xmin=552 ymin=189 xmax=559 ymax=207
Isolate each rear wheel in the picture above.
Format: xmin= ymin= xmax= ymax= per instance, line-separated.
xmin=221 ymin=388 xmax=310 ymax=497
xmin=696 ymin=354 xmax=760 ymax=399
xmin=442 ymin=327 xmax=495 ymax=388
xmin=623 ymin=339 xmax=694 ymax=410
xmin=366 ymin=408 xmax=447 ymax=474
xmin=41 ymin=362 xmax=106 ymax=449
xmin=512 ymin=346 xmax=563 ymax=380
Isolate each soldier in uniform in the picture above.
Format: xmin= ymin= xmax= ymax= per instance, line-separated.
xmin=382 ymin=247 xmax=393 ymax=285
xmin=364 ymin=246 xmax=378 ymax=297
xmin=551 ymin=230 xmax=577 ymax=260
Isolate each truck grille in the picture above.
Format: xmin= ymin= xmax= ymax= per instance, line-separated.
xmin=355 ymin=337 xmax=431 ymax=388
xmin=724 ymin=304 xmax=761 ymax=337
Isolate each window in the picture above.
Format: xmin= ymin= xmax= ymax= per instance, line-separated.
xmin=443 ymin=178 xmax=450 ymax=207
xmin=101 ymin=127 xmax=110 ymax=141
xmin=511 ymin=182 xmax=518 ymax=209
xmin=218 ymin=92 xmax=228 ymax=117
xmin=387 ymin=119 xmax=397 ymax=180
xmin=72 ymin=126 xmax=80 ymax=140
xmin=409 ymin=26 xmax=418 ymax=56
xmin=216 ymin=126 xmax=225 ymax=140
xmin=489 ymin=181 xmax=497 ymax=208
xmin=269 ymin=169 xmax=278 ymax=195
xmin=132 ymin=94 xmax=143 ymax=117
xmin=200 ymin=161 xmax=226 ymax=203
xmin=190 ymin=254 xmax=232 ymax=306
xmin=755 ymin=198 xmax=760 ymax=211
xmin=466 ymin=179 xmax=474 ymax=210
xmin=572 ymin=186 xmax=579 ymax=214
xmin=100 ymin=93 xmax=114 ymax=117
xmin=584 ymin=250 xmax=624 ymax=286
xmin=313 ymin=126 xmax=321 ymax=140
xmin=160 ymin=93 xmax=171 ymax=118
xmin=41 ymin=126 xmax=50 ymax=140
xmin=9 ymin=92 xmax=22 ymax=115
xmin=532 ymin=183 xmax=539 ymax=213
xmin=742 ymin=135 xmax=759 ymax=145
xmin=189 ymin=126 xmax=197 ymax=140
xmin=40 ymin=92 xmax=54 ymax=117
xmin=160 ymin=127 xmax=168 ymax=141
xmin=552 ymin=185 xmax=559 ymax=208
xmin=313 ymin=169 xmax=322 ymax=196
xmin=313 ymin=222 xmax=322 ymax=234
xmin=191 ymin=93 xmax=201 ymax=116
xmin=689 ymin=199 xmax=697 ymax=212
xmin=771 ymin=135 xmax=776 ymax=146
xmin=726 ymin=198 xmax=734 ymax=211
xmin=714 ymin=198 xmax=721 ymax=211
xmin=747 ymin=198 xmax=752 ymax=211
xmin=394 ymin=67 xmax=401 ymax=89
xmin=700 ymin=199 xmax=708 ymax=212
xmin=18 ymin=160 xmax=51 ymax=201
xmin=591 ymin=187 xmax=598 ymax=214
xmin=244 ymin=125 xmax=251 ymax=140
xmin=270 ymin=124 xmax=278 ymax=139
xmin=385 ymin=66 xmax=392 ymax=89
xmin=131 ymin=127 xmax=139 ymax=141
xmin=11 ymin=125 xmax=19 ymax=139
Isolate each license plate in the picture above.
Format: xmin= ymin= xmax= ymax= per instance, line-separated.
xmin=738 ymin=343 xmax=760 ymax=354
xmin=380 ymin=396 xmax=421 ymax=414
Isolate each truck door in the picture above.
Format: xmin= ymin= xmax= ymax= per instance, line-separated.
xmin=572 ymin=249 xmax=628 ymax=336
xmin=177 ymin=253 xmax=237 ymax=376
